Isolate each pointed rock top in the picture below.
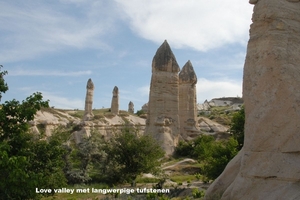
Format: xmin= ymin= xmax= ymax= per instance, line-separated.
xmin=179 ymin=60 xmax=197 ymax=84
xmin=152 ymin=40 xmax=180 ymax=73
xmin=86 ymin=78 xmax=94 ymax=89
xmin=113 ymin=86 xmax=119 ymax=94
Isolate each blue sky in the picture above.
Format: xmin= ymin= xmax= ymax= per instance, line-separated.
xmin=1 ymin=0 xmax=253 ymax=111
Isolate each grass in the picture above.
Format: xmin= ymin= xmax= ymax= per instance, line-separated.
xmin=169 ymin=175 xmax=197 ymax=183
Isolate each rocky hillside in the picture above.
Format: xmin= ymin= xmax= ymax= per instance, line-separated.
xmin=30 ymin=106 xmax=231 ymax=142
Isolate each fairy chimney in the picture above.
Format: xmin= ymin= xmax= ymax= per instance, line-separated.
xmin=128 ymin=101 xmax=134 ymax=114
xmin=83 ymin=78 xmax=94 ymax=121
xmin=110 ymin=86 xmax=119 ymax=115
xmin=179 ymin=60 xmax=200 ymax=139
xmin=145 ymin=40 xmax=180 ymax=155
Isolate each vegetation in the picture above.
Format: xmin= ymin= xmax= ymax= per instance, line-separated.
xmin=0 ymin=66 xmax=246 ymax=199
xmin=229 ymin=106 xmax=245 ymax=150
xmin=175 ymin=135 xmax=239 ymax=182
xmin=0 ymin=66 xmax=67 ymax=200
xmin=103 ymin=127 xmax=165 ymax=186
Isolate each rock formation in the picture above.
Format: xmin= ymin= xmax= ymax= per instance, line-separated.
xmin=110 ymin=86 xmax=119 ymax=115
xmin=205 ymin=0 xmax=300 ymax=199
xmin=128 ymin=101 xmax=134 ymax=113
xmin=141 ymin=103 xmax=148 ymax=113
xmin=179 ymin=60 xmax=200 ymax=140
xmin=83 ymin=78 xmax=94 ymax=121
xmin=145 ymin=40 xmax=181 ymax=155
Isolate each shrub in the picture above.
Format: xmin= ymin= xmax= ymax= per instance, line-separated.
xmin=199 ymin=137 xmax=238 ymax=181
xmin=174 ymin=134 xmax=239 ymax=182
xmin=192 ymin=188 xmax=205 ymax=198
xmin=229 ymin=106 xmax=245 ymax=150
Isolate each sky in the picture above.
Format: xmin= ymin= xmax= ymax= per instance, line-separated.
xmin=1 ymin=0 xmax=254 ymax=111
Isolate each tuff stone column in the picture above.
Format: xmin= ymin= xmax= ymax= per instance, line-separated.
xmin=205 ymin=0 xmax=300 ymax=199
xmin=179 ymin=61 xmax=199 ymax=140
xmin=145 ymin=40 xmax=180 ymax=155
xmin=128 ymin=101 xmax=134 ymax=114
xmin=83 ymin=78 xmax=94 ymax=121
xmin=110 ymin=86 xmax=119 ymax=115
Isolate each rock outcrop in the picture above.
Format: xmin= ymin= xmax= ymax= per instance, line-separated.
xmin=30 ymin=108 xmax=146 ymax=142
xmin=30 ymin=109 xmax=81 ymax=136
xmin=110 ymin=86 xmax=119 ymax=115
xmin=205 ymin=0 xmax=300 ymax=199
xmin=179 ymin=60 xmax=200 ymax=140
xmin=83 ymin=78 xmax=94 ymax=121
xmin=128 ymin=101 xmax=134 ymax=114
xmin=145 ymin=40 xmax=181 ymax=155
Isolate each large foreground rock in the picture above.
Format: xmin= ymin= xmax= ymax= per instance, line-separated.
xmin=205 ymin=0 xmax=300 ymax=199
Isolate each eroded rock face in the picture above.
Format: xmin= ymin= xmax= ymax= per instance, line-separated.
xmin=179 ymin=60 xmax=200 ymax=140
xmin=205 ymin=0 xmax=300 ymax=199
xmin=145 ymin=40 xmax=180 ymax=155
xmin=83 ymin=78 xmax=94 ymax=121
xmin=110 ymin=86 xmax=119 ymax=115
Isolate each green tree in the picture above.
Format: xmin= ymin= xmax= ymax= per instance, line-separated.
xmin=104 ymin=127 xmax=164 ymax=186
xmin=229 ymin=106 xmax=245 ymax=150
xmin=175 ymin=134 xmax=239 ymax=182
xmin=199 ymin=137 xmax=238 ymax=181
xmin=0 ymin=66 xmax=66 ymax=199
xmin=51 ymin=126 xmax=107 ymax=185
xmin=0 ymin=65 xmax=8 ymax=101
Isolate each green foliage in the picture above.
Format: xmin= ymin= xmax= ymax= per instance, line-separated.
xmin=0 ymin=65 xmax=8 ymax=101
xmin=199 ymin=137 xmax=238 ymax=181
xmin=136 ymin=109 xmax=145 ymax=116
xmin=194 ymin=173 xmax=201 ymax=180
xmin=174 ymin=141 xmax=194 ymax=157
xmin=103 ymin=127 xmax=165 ymax=185
xmin=192 ymin=188 xmax=205 ymax=198
xmin=52 ymin=126 xmax=106 ymax=185
xmin=0 ymin=66 xmax=66 ymax=200
xmin=175 ymin=135 xmax=238 ymax=182
xmin=229 ymin=106 xmax=245 ymax=150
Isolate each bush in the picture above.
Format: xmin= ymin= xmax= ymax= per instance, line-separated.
xmin=174 ymin=140 xmax=194 ymax=157
xmin=103 ymin=127 xmax=165 ymax=186
xmin=174 ymin=135 xmax=239 ymax=182
xmin=229 ymin=106 xmax=245 ymax=150
xmin=199 ymin=137 xmax=238 ymax=181
xmin=192 ymin=188 xmax=205 ymax=198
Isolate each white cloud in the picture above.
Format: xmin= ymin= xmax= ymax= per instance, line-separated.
xmin=12 ymin=87 xmax=83 ymax=109
xmin=0 ymin=1 xmax=116 ymax=62
xmin=196 ymin=78 xmax=242 ymax=103
xmin=115 ymin=0 xmax=253 ymax=51
xmin=9 ymin=69 xmax=92 ymax=76
xmin=42 ymin=92 xmax=84 ymax=109
xmin=137 ymin=85 xmax=150 ymax=97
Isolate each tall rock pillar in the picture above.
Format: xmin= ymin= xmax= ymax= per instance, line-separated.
xmin=145 ymin=40 xmax=180 ymax=155
xmin=205 ymin=0 xmax=300 ymax=199
xmin=128 ymin=101 xmax=134 ymax=114
xmin=110 ymin=86 xmax=119 ymax=115
xmin=83 ymin=78 xmax=94 ymax=121
xmin=179 ymin=61 xmax=199 ymax=140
